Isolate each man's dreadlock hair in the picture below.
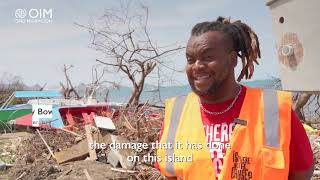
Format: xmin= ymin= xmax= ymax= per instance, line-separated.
xmin=191 ymin=16 xmax=261 ymax=82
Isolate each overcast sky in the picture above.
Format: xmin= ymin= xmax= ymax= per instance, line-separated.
xmin=0 ymin=0 xmax=279 ymax=88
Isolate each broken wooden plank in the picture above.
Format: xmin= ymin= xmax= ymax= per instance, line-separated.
xmin=83 ymin=169 xmax=93 ymax=180
xmin=54 ymin=138 xmax=89 ymax=164
xmin=84 ymin=124 xmax=97 ymax=160
xmin=110 ymin=167 xmax=138 ymax=173
xmin=122 ymin=115 xmax=134 ymax=130
xmin=36 ymin=129 xmax=55 ymax=159
xmin=57 ymin=167 xmax=73 ymax=179
xmin=58 ymin=128 xmax=82 ymax=138
xmin=15 ymin=172 xmax=26 ymax=180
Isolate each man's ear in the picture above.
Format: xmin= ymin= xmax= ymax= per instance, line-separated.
xmin=229 ymin=51 xmax=238 ymax=67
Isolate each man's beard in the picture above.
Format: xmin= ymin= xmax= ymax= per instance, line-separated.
xmin=190 ymin=79 xmax=224 ymax=97
xmin=188 ymin=63 xmax=231 ymax=97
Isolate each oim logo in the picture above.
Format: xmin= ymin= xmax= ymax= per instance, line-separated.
xmin=15 ymin=9 xmax=27 ymax=18
xmin=14 ymin=8 xmax=53 ymax=24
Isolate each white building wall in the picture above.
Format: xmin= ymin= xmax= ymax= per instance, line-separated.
xmin=266 ymin=0 xmax=320 ymax=92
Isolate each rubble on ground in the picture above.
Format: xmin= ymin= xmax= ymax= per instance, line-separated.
xmin=1 ymin=104 xmax=320 ymax=179
xmin=0 ymin=104 xmax=165 ymax=180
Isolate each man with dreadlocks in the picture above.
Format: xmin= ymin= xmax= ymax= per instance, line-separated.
xmin=156 ymin=17 xmax=313 ymax=180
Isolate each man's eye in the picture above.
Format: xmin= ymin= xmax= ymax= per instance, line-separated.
xmin=187 ymin=59 xmax=195 ymax=64
xmin=203 ymin=56 xmax=214 ymax=62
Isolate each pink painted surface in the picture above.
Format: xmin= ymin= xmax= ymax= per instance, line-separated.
xmin=15 ymin=114 xmax=51 ymax=128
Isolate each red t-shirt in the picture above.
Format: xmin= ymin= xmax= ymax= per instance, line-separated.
xmin=156 ymin=86 xmax=313 ymax=176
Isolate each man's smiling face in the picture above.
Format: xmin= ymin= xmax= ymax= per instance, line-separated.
xmin=186 ymin=31 xmax=235 ymax=97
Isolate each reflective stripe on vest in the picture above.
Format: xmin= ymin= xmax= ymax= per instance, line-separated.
xmin=165 ymin=95 xmax=186 ymax=176
xmin=263 ymin=89 xmax=280 ymax=148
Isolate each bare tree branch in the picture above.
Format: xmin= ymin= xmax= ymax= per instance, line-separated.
xmin=77 ymin=2 xmax=185 ymax=106
xmin=60 ymin=64 xmax=80 ymax=99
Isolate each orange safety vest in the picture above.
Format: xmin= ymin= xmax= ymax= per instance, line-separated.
xmin=156 ymin=86 xmax=292 ymax=180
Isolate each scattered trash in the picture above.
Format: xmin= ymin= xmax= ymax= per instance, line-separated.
xmin=0 ymin=161 xmax=6 ymax=171
xmin=94 ymin=116 xmax=116 ymax=131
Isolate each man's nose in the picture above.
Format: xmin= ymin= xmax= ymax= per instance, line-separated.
xmin=193 ymin=59 xmax=205 ymax=69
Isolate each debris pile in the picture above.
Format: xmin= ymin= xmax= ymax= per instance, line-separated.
xmin=0 ymin=104 xmax=165 ymax=180
xmin=2 ymin=103 xmax=320 ymax=179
